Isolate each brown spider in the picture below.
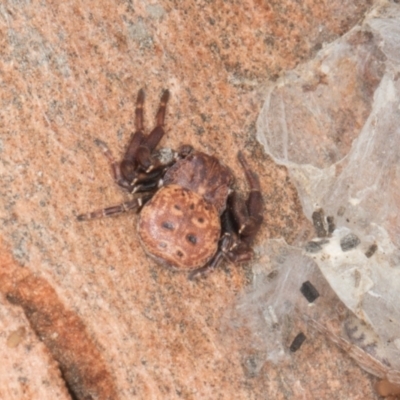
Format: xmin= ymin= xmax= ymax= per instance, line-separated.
xmin=77 ymin=89 xmax=263 ymax=279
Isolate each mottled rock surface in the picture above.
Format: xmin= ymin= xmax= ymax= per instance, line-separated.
xmin=0 ymin=0 xmax=380 ymax=399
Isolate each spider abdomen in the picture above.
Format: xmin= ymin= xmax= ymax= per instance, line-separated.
xmin=137 ymin=184 xmax=221 ymax=270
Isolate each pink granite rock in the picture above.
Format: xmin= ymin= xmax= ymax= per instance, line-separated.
xmin=0 ymin=0 xmax=379 ymax=399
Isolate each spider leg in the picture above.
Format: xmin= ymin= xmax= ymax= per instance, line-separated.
xmin=131 ymin=179 xmax=160 ymax=194
xmin=97 ymin=89 xmax=171 ymax=189
xmin=76 ymin=194 xmax=152 ymax=221
xmin=93 ymin=90 xmax=146 ymax=189
xmin=188 ymin=233 xmax=232 ymax=280
xmin=222 ymin=199 xmax=254 ymax=262
xmin=189 ymin=206 xmax=253 ymax=279
xmin=119 ymin=89 xmax=146 ymax=183
xmin=232 ymin=151 xmax=263 ymax=243
xmin=94 ymin=139 xmax=131 ymax=190
xmin=135 ymin=90 xmax=170 ymax=172
xmin=135 ymin=88 xmax=145 ymax=131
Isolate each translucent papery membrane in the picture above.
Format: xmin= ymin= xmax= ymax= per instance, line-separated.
xmin=256 ymin=1 xmax=400 ymax=245
xmin=225 ymin=240 xmax=399 ymax=372
xmin=227 ymin=0 xmax=400 ymax=386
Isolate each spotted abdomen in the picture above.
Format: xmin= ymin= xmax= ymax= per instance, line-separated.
xmin=137 ymin=185 xmax=221 ymax=270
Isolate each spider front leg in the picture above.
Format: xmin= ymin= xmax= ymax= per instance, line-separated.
xmin=76 ymin=194 xmax=152 ymax=221
xmin=118 ymin=89 xmax=146 ymax=184
xmin=125 ymin=90 xmax=169 ymax=175
xmin=94 ymin=139 xmax=132 ymax=190
xmin=92 ymin=89 xmax=146 ymax=190
xmin=96 ymin=89 xmax=170 ymax=191
xmin=231 ymin=151 xmax=263 ymax=244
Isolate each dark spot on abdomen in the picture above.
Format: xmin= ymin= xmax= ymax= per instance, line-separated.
xmin=187 ymin=234 xmax=197 ymax=244
xmin=162 ymin=221 xmax=174 ymax=230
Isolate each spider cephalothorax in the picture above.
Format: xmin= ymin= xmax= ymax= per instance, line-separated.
xmin=77 ymin=89 xmax=263 ymax=278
